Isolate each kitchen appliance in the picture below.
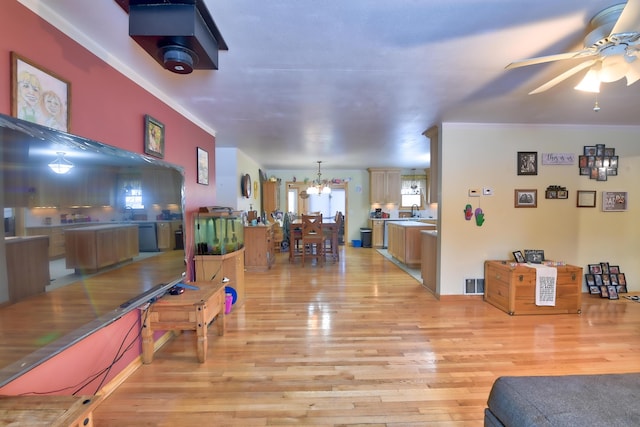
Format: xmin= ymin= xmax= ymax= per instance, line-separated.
xmin=374 ymin=208 xmax=382 ymax=218
xmin=138 ymin=222 xmax=159 ymax=252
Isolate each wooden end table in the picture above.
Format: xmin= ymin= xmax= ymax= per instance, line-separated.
xmin=141 ymin=281 xmax=226 ymax=363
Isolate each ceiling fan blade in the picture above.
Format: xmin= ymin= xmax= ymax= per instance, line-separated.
xmin=611 ymin=0 xmax=640 ymax=34
xmin=505 ymin=51 xmax=594 ymax=69
xmin=528 ymin=59 xmax=598 ymax=94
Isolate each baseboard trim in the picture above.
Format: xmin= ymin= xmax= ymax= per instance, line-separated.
xmin=97 ymin=330 xmax=174 ymax=399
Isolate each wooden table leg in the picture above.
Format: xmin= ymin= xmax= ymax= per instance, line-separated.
xmin=141 ymin=308 xmax=154 ymax=364
xmin=195 ymin=301 xmax=207 ymax=363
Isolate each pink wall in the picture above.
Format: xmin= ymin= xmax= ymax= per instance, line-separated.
xmin=1 ymin=1 xmax=216 ymax=277
xmin=0 ymin=1 xmax=218 ymax=394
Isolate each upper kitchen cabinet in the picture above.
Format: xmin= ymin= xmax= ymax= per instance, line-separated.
xmin=142 ymin=167 xmax=182 ymax=206
xmin=28 ymin=166 xmax=116 ymax=208
xmin=262 ymin=180 xmax=280 ymax=215
xmin=368 ymin=168 xmax=401 ymax=205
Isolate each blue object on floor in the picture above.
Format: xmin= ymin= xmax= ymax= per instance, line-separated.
xmin=225 ymin=286 xmax=237 ymax=304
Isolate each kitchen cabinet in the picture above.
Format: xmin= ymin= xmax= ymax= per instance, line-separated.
xmin=26 ymin=226 xmax=67 ymax=259
xmin=244 ymin=224 xmax=274 ymax=271
xmin=5 ymin=236 xmax=49 ymax=302
xmin=369 ymin=219 xmax=384 ymax=248
xmin=262 ymin=180 xmax=280 ymax=215
xmin=423 ymin=126 xmax=439 ymax=204
xmin=387 ymin=221 xmax=436 ymax=268
xmin=194 ymin=248 xmax=246 ymax=307
xmin=156 ymin=221 xmax=172 ymax=250
xmin=368 ymin=168 xmax=401 ymax=204
xmin=65 ymin=224 xmax=139 ymax=272
xmin=28 ymin=167 xmax=115 ymax=208
xmin=484 ymin=261 xmax=582 ymax=315
xmin=420 ymin=230 xmax=437 ymax=295
xmin=142 ymin=167 xmax=182 ymax=206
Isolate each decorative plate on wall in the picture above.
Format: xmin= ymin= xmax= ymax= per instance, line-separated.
xmin=241 ymin=174 xmax=251 ymax=198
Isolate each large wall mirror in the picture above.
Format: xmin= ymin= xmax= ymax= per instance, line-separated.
xmin=0 ymin=114 xmax=185 ymax=384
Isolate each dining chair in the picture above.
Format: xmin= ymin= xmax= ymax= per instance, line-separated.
xmin=301 ymin=213 xmax=323 ymax=267
xmin=323 ymin=211 xmax=342 ymax=261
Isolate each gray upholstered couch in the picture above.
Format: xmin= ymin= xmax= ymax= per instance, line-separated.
xmin=485 ymin=373 xmax=640 ymax=426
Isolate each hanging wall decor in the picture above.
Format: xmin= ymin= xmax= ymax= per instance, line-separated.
xmin=11 ymin=52 xmax=71 ymax=132
xmin=578 ymin=144 xmax=618 ymax=180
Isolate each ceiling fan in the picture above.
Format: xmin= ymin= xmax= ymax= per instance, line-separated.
xmin=506 ymin=0 xmax=640 ymax=94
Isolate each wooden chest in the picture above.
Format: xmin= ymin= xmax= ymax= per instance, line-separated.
xmin=484 ymin=260 xmax=583 ymax=315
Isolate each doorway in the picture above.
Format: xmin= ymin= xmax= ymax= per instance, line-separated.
xmin=286 ymin=181 xmax=348 ymax=241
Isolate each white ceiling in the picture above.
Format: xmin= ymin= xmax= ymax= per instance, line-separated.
xmin=20 ymin=0 xmax=640 ymax=171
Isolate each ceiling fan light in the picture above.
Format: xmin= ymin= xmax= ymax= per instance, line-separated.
xmin=625 ymin=59 xmax=640 ymax=85
xmin=574 ymin=69 xmax=601 ymax=93
xmin=48 ymin=151 xmax=74 ymax=174
xmin=599 ymin=56 xmax=629 ymax=82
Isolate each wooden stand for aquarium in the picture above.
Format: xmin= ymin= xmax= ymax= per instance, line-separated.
xmin=484 ymin=260 xmax=582 ymax=315
xmin=193 ymin=248 xmax=245 ymax=307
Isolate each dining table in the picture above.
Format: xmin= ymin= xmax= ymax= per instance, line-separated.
xmin=289 ymin=218 xmax=339 ymax=263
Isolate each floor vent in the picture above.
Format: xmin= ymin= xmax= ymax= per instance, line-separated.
xmin=464 ymin=278 xmax=485 ymax=295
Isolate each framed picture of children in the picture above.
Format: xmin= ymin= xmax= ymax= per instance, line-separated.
xmin=144 ymin=115 xmax=165 ymax=159
xmin=11 ymin=52 xmax=70 ymax=132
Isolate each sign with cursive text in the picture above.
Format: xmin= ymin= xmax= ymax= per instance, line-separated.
xmin=541 ymin=153 xmax=576 ymax=165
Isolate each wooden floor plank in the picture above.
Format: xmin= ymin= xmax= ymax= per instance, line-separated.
xmin=36 ymin=246 xmax=640 ymax=425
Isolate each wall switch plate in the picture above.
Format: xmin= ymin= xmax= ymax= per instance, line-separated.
xmin=483 ymin=187 xmax=494 ymax=196
xmin=469 ymin=188 xmax=481 ymax=197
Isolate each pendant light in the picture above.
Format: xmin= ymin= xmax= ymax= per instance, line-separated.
xmin=48 ymin=152 xmax=74 ymax=174
xmin=307 ymin=161 xmax=331 ymax=195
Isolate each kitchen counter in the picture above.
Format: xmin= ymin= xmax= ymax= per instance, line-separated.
xmin=5 ymin=235 xmax=49 ymax=302
xmin=65 ymin=224 xmax=139 ymax=272
xmin=369 ymin=218 xmax=437 ymax=248
xmin=387 ymin=222 xmax=436 ymax=268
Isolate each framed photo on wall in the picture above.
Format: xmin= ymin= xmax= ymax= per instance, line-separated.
xmin=577 ymin=190 xmax=596 ymax=208
xmin=514 ymin=189 xmax=537 ymax=208
xmin=517 ymin=151 xmax=537 ymax=175
xmin=197 ymin=147 xmax=209 ymax=185
xmin=144 ymin=115 xmax=165 ymax=158
xmin=11 ymin=52 xmax=71 ymax=132
xmin=602 ymin=191 xmax=627 ymax=212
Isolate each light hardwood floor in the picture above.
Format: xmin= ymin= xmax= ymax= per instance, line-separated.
xmin=93 ymin=246 xmax=640 ymax=426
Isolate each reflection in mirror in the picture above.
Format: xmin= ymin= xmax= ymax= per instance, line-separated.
xmin=0 ymin=113 xmax=186 ymax=385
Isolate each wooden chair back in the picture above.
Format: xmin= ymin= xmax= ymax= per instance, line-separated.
xmin=301 ymin=214 xmax=323 ymax=238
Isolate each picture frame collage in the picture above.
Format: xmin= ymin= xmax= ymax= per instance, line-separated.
xmin=578 ymin=144 xmax=618 ymax=181
xmin=585 ymin=262 xmax=628 ymax=300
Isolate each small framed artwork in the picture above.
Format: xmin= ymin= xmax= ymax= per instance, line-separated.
xmin=584 ymin=146 xmax=596 ymax=156
xmin=609 ymin=265 xmax=620 ymax=274
xmin=617 ymin=273 xmax=626 ymax=286
xmin=602 ymin=191 xmax=627 ymax=212
xmin=144 ymin=115 xmax=165 ymax=158
xmin=577 ymin=190 xmax=596 ymax=208
xmin=617 ymin=284 xmax=627 ymax=293
xmin=588 ymin=285 xmax=600 ymax=295
xmin=589 ymin=264 xmax=602 ymax=274
xmin=610 ymin=274 xmax=619 ymax=286
xmin=514 ymin=189 xmax=537 ymax=208
xmin=11 ymin=52 xmax=71 ymax=132
xmin=599 ymin=285 xmax=609 ymax=298
xmin=524 ymin=249 xmax=544 ymax=264
xmin=600 ymin=262 xmax=610 ymax=274
xmin=594 ymin=274 xmax=603 ymax=286
xmin=585 ymin=274 xmax=595 ymax=287
xmin=607 ymin=285 xmax=619 ymax=300
xmin=517 ymin=151 xmax=538 ymax=175
xmin=197 ymin=147 xmax=209 ymax=185
xmin=513 ymin=251 xmax=526 ymax=263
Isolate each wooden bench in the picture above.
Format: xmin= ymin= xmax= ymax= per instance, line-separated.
xmin=0 ymin=395 xmax=97 ymax=426
xmin=141 ymin=281 xmax=226 ymax=363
